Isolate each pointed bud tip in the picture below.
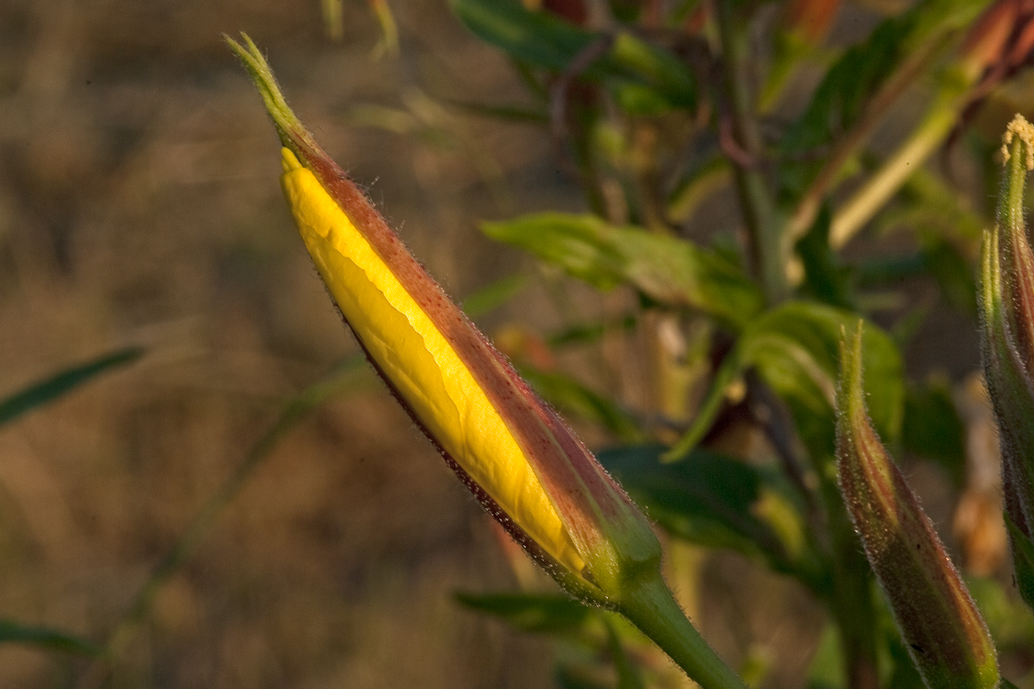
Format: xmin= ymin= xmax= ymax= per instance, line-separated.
xmin=1002 ymin=114 xmax=1034 ymax=171
xmin=227 ymin=32 xmax=319 ymax=161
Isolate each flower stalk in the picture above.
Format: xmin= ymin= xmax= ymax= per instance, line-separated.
xmin=228 ymin=34 xmax=745 ymax=689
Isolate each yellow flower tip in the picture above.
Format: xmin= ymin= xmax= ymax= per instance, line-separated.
xmin=1002 ymin=114 xmax=1034 ymax=170
xmin=281 ymin=148 xmax=302 ymax=174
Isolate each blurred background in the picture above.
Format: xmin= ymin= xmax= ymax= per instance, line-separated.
xmin=0 ymin=1 xmax=581 ymax=686
xmin=0 ymin=0 xmax=1026 ymax=687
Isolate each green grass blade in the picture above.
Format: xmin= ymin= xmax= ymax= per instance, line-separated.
xmin=0 ymin=347 xmax=143 ymax=427
xmin=0 ymin=619 xmax=102 ymax=657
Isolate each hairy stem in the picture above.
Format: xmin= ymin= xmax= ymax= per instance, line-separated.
xmin=620 ymin=573 xmax=748 ymax=689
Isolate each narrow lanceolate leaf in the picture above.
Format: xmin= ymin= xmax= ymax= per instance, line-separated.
xmin=979 ymin=114 xmax=1034 ymax=611
xmin=836 ymin=325 xmax=998 ymax=689
xmin=482 ymin=212 xmax=763 ymax=331
xmin=454 ymin=591 xmax=596 ymax=635
xmin=665 ymin=301 xmax=904 ymax=463
xmin=0 ymin=347 xmax=143 ymax=427
xmin=0 ymin=620 xmax=102 ymax=657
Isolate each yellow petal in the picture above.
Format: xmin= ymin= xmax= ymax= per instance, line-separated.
xmin=279 ymin=148 xmax=585 ymax=576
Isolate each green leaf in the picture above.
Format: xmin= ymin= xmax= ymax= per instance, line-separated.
xmin=806 ymin=622 xmax=844 ymax=689
xmin=784 ymin=0 xmax=987 ymax=153
xmin=795 ymin=204 xmax=855 ymax=310
xmin=462 ymin=273 xmax=528 ymax=317
xmin=744 ymin=302 xmax=904 ymax=460
xmin=599 ymin=445 xmax=828 ymax=592
xmin=781 ymin=12 xmax=917 ymax=156
xmin=448 ymin=0 xmax=695 ymax=111
xmin=454 ymin=592 xmax=595 ymax=635
xmin=664 ymin=302 xmax=903 ymax=463
xmin=965 ymin=576 xmax=1034 ymax=650
xmin=1004 ymin=513 xmax=1034 ymax=613
xmin=450 ymin=0 xmax=597 ymax=71
xmin=779 ymin=0 xmax=992 ymax=197
xmin=605 ymin=618 xmax=645 ymax=689
xmin=0 ymin=620 xmax=102 ymax=656
xmin=902 ymin=376 xmax=966 ymax=487
xmin=482 ymin=212 xmax=763 ymax=329
xmin=0 ymin=347 xmax=143 ymax=427
xmin=606 ymin=32 xmax=697 ymax=112
xmin=521 ymin=369 xmax=644 ymax=443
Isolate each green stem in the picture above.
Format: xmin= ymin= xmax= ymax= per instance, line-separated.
xmin=619 ymin=572 xmax=748 ymax=689
xmin=830 ymin=516 xmax=881 ymax=689
xmin=715 ymin=0 xmax=786 ymax=305
xmin=816 ymin=471 xmax=880 ymax=689
xmin=829 ymin=101 xmax=959 ymax=249
xmin=786 ymin=28 xmax=958 ymax=243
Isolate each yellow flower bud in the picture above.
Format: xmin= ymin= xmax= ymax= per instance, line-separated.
xmin=229 ymin=35 xmax=747 ymax=689
xmin=228 ymin=33 xmax=661 ymax=603
xmin=279 ymin=145 xmax=589 ymax=579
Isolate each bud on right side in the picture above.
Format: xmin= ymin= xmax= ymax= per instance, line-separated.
xmin=978 ymin=114 xmax=1034 ymax=611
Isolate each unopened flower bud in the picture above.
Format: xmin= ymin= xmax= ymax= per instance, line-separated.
xmin=978 ymin=114 xmax=1034 ymax=609
xmin=227 ymin=33 xmax=663 ymax=603
xmin=229 ymin=34 xmax=749 ymax=689
xmin=837 ymin=325 xmax=998 ymax=689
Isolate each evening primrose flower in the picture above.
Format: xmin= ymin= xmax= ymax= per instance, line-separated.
xmin=227 ymin=34 xmax=745 ymax=689
xmin=837 ymin=325 xmax=998 ymax=689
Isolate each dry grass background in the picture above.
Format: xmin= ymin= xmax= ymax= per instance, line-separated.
xmin=0 ymin=1 xmax=579 ymax=686
xmin=0 ymin=1 xmax=968 ymax=687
